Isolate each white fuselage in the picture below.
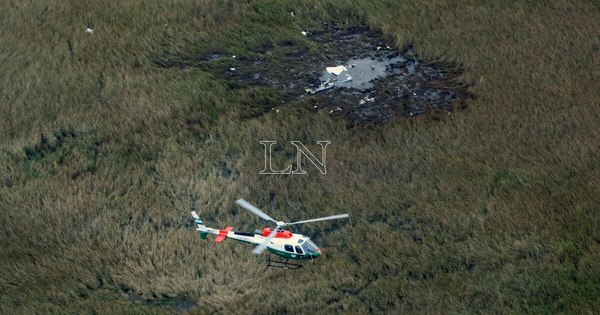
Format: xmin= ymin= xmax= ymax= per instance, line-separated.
xmin=202 ymin=227 xmax=321 ymax=259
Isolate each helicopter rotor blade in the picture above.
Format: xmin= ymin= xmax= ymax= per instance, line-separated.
xmin=235 ymin=199 xmax=278 ymax=224
xmin=283 ymin=213 xmax=349 ymax=226
xmin=252 ymin=227 xmax=279 ymax=254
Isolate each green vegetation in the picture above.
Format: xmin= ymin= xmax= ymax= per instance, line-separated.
xmin=1 ymin=0 xmax=599 ymax=313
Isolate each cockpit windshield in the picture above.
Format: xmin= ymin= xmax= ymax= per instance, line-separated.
xmin=301 ymin=239 xmax=318 ymax=254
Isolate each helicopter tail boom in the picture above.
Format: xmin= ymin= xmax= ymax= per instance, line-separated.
xmin=191 ymin=211 xmax=218 ymax=240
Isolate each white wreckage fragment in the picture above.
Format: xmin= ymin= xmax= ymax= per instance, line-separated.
xmin=359 ymin=96 xmax=375 ymax=105
xmin=326 ymin=65 xmax=347 ymax=76
xmin=306 ymin=78 xmax=335 ymax=95
xmin=328 ymin=106 xmax=342 ymax=114
xmin=341 ymin=74 xmax=353 ymax=83
xmin=306 ymin=83 xmax=334 ymax=95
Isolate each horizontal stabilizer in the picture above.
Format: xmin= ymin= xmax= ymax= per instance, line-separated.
xmin=191 ymin=211 xmax=209 ymax=239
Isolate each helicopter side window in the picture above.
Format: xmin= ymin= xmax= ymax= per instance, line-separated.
xmin=284 ymin=245 xmax=294 ymax=252
xmin=295 ymin=245 xmax=304 ymax=254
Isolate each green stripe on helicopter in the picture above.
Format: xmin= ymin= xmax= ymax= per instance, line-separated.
xmin=267 ymin=247 xmax=320 ymax=260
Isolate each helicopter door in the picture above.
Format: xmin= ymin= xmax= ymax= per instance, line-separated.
xmin=295 ymin=245 xmax=304 ymax=255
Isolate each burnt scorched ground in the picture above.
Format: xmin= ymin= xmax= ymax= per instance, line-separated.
xmin=161 ymin=25 xmax=472 ymax=125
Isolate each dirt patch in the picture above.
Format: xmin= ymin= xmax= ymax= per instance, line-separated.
xmin=158 ymin=24 xmax=472 ymax=125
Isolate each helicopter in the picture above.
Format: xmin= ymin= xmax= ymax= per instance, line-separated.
xmin=191 ymin=198 xmax=349 ymax=269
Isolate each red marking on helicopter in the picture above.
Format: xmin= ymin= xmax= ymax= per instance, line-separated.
xmin=215 ymin=226 xmax=234 ymax=243
xmin=262 ymin=228 xmax=293 ymax=239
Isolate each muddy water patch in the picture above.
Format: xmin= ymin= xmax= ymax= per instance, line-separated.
xmin=126 ymin=291 xmax=198 ymax=312
xmin=159 ymin=25 xmax=472 ymax=125
xmin=314 ymin=55 xmax=406 ymax=91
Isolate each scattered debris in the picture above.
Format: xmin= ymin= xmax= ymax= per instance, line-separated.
xmin=161 ymin=25 xmax=472 ymax=125
xmin=329 ymin=106 xmax=342 ymax=114
xmin=359 ymin=96 xmax=375 ymax=105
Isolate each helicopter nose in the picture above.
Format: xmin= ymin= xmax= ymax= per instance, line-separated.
xmin=315 ymin=247 xmax=322 ymax=257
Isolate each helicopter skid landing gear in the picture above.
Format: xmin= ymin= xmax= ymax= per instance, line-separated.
xmin=266 ymin=254 xmax=303 ymax=270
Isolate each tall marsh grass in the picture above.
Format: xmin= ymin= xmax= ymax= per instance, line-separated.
xmin=1 ymin=0 xmax=599 ymax=313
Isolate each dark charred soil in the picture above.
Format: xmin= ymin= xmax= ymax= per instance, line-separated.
xmin=157 ymin=24 xmax=473 ymax=125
